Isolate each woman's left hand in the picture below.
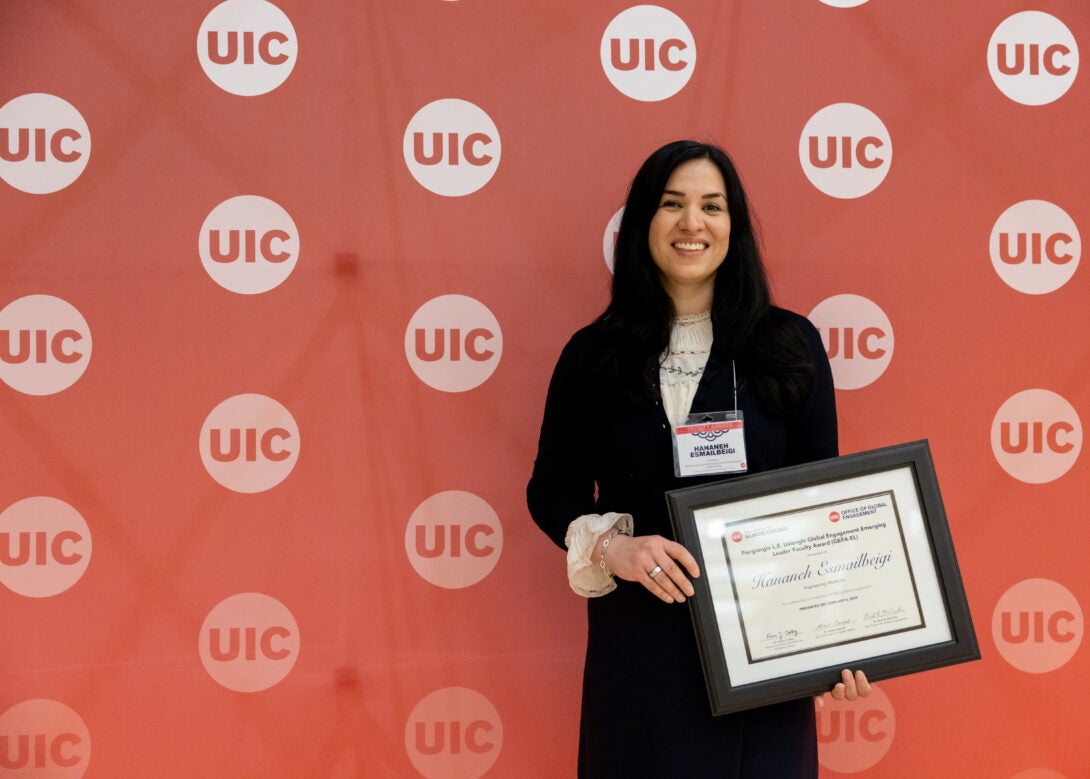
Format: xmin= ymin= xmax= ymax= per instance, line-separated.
xmin=827 ymin=669 xmax=871 ymax=701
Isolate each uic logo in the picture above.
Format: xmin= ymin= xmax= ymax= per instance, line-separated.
xmin=988 ymin=12 xmax=1079 ymax=105
xmin=991 ymin=389 xmax=1081 ymax=484
xmin=0 ymin=497 xmax=91 ymax=598
xmin=603 ymin=207 xmax=624 ymax=272
xmin=816 ymin=685 xmax=894 ymax=773
xmin=199 ymin=593 xmax=300 ymax=692
xmin=993 ymin=579 xmax=1082 ymax=673
xmin=600 ymin=5 xmax=696 ymax=102
xmin=198 ymin=0 xmax=298 ymax=96
xmin=989 ymin=200 xmax=1080 ymax=295
xmin=405 ymin=295 xmax=502 ymax=392
xmin=199 ymin=393 xmax=300 ymax=492
xmin=808 ymin=294 xmax=893 ymax=390
xmin=406 ymin=491 xmax=503 ymax=589
xmin=405 ymin=687 xmax=502 ymax=779
xmin=403 ymin=99 xmax=500 ymax=197
xmin=799 ymin=103 xmax=891 ymax=199
xmin=0 ymin=294 xmax=92 ymax=396
xmin=199 ymin=195 xmax=300 ymax=294
xmin=0 ymin=93 xmax=90 ymax=194
xmin=0 ymin=698 xmax=91 ymax=776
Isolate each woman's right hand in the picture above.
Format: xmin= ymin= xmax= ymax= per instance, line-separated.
xmin=602 ymin=533 xmax=700 ymax=604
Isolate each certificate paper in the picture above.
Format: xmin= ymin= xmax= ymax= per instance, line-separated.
xmin=720 ymin=491 xmax=923 ymax=663
xmin=666 ymin=441 xmax=979 ymax=714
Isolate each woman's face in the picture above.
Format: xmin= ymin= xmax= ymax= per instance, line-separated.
xmin=647 ymin=158 xmax=731 ymax=308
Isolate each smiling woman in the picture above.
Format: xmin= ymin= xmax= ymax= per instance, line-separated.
xmin=528 ymin=140 xmax=871 ymax=778
xmin=648 ymin=158 xmax=731 ymax=315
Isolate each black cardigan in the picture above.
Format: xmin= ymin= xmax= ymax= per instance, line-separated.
xmin=526 ymin=309 xmax=838 ymax=778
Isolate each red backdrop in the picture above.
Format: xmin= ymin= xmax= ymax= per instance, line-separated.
xmin=1 ymin=1 xmax=1087 ymax=777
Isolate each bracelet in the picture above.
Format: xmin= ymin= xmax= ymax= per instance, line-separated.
xmin=599 ymin=527 xmax=631 ymax=578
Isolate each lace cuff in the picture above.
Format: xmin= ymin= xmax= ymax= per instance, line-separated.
xmin=564 ymin=512 xmax=634 ymax=597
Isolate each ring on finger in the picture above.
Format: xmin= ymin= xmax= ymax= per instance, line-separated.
xmin=648 ymin=565 xmax=663 ymax=578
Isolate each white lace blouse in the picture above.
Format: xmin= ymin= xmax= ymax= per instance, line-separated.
xmin=565 ymin=313 xmax=712 ymax=596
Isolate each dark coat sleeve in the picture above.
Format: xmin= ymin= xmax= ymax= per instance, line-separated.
xmin=526 ymin=330 xmax=598 ymax=549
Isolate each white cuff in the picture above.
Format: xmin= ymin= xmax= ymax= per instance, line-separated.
xmin=564 ymin=512 xmax=634 ymax=597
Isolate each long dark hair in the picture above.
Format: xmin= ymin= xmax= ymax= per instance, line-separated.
xmin=596 ymin=140 xmax=814 ymax=417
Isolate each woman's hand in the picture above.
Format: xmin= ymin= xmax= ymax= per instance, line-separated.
xmin=827 ymin=669 xmax=872 ymax=702
xmin=602 ymin=533 xmax=700 ymax=603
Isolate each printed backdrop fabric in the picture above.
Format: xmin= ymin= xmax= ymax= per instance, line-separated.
xmin=1 ymin=1 xmax=1087 ymax=777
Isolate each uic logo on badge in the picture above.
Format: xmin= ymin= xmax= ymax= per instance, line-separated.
xmin=0 ymin=698 xmax=91 ymax=776
xmin=199 ymin=195 xmax=300 ymax=294
xmin=199 ymin=592 xmax=300 ymax=692
xmin=405 ymin=687 xmax=502 ymax=779
xmin=993 ymin=578 xmax=1082 ymax=674
xmin=0 ymin=497 xmax=91 ymax=598
xmin=199 ymin=393 xmax=300 ymax=492
xmin=799 ymin=103 xmax=891 ymax=199
xmin=991 ymin=389 xmax=1081 ymax=484
xmin=808 ymin=294 xmax=893 ymax=390
xmin=198 ymin=0 xmax=298 ymax=96
xmin=0 ymin=294 xmax=92 ymax=396
xmin=403 ymin=99 xmax=501 ymax=197
xmin=989 ymin=200 xmax=1080 ymax=295
xmin=0 ymin=93 xmax=90 ymax=194
xmin=988 ymin=11 xmax=1079 ymax=106
xmin=600 ymin=5 xmax=696 ymax=102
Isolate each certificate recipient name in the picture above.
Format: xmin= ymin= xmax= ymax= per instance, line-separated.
xmin=751 ymin=551 xmax=894 ymax=589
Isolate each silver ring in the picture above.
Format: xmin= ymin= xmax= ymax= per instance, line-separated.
xmin=648 ymin=565 xmax=663 ymax=578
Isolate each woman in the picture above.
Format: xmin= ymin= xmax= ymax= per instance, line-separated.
xmin=527 ymin=140 xmax=869 ymax=777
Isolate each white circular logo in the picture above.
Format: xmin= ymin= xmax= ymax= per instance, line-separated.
xmin=405 ymin=687 xmax=502 ymax=779
xmin=197 ymin=0 xmax=298 ymax=96
xmin=988 ymin=12 xmax=1079 ymax=106
xmin=799 ymin=103 xmax=891 ymax=199
xmin=0 ymin=294 xmax=92 ymax=396
xmin=0 ymin=698 xmax=91 ymax=776
xmin=993 ymin=578 xmax=1082 ymax=674
xmin=603 ymin=207 xmax=624 ymax=272
xmin=989 ymin=200 xmax=1080 ymax=295
xmin=199 ymin=195 xmax=300 ymax=294
xmin=819 ymin=0 xmax=869 ymax=6
xmin=403 ymin=99 xmax=501 ymax=197
xmin=405 ymin=295 xmax=502 ymax=392
xmin=808 ymin=294 xmax=893 ymax=390
xmin=199 ymin=592 xmax=300 ymax=692
xmin=991 ymin=389 xmax=1081 ymax=484
xmin=600 ymin=5 xmax=696 ymax=102
xmin=406 ymin=491 xmax=503 ymax=589
xmin=0 ymin=93 xmax=90 ymax=194
xmin=0 ymin=497 xmax=91 ymax=598
xmin=199 ymin=393 xmax=300 ymax=492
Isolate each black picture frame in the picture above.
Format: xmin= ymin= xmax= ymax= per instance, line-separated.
xmin=665 ymin=440 xmax=979 ymax=716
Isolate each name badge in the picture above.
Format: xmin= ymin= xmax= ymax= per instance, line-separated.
xmin=672 ymin=411 xmax=748 ymax=478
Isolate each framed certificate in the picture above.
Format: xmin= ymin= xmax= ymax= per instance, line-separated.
xmin=665 ymin=440 xmax=979 ymax=716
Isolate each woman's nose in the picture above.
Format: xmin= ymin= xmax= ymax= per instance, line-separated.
xmin=678 ymin=206 xmax=703 ymax=231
